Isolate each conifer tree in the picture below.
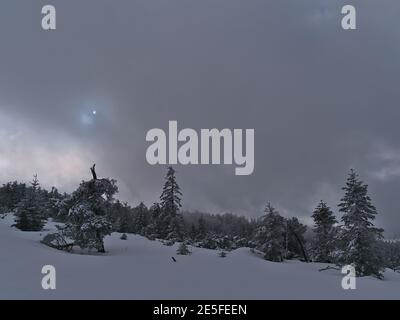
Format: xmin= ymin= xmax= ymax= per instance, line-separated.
xmin=189 ymin=224 xmax=198 ymax=241
xmin=133 ymin=202 xmax=149 ymax=235
xmin=311 ymin=201 xmax=337 ymax=263
xmin=14 ymin=175 xmax=46 ymax=231
xmin=113 ymin=201 xmax=132 ymax=234
xmin=338 ymin=169 xmax=384 ymax=278
xmin=58 ymin=165 xmax=117 ymax=252
xmin=254 ymin=203 xmax=286 ymax=262
xmin=147 ymin=202 xmax=162 ymax=238
xmin=159 ymin=167 xmax=185 ymax=241
xmin=197 ymin=216 xmax=207 ymax=240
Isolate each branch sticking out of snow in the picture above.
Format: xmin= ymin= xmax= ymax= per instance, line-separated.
xmin=318 ymin=266 xmax=340 ymax=272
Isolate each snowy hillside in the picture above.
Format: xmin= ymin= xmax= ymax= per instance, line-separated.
xmin=0 ymin=214 xmax=399 ymax=300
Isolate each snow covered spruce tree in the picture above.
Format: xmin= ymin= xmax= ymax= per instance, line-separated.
xmin=58 ymin=164 xmax=117 ymax=253
xmin=338 ymin=169 xmax=384 ymax=278
xmin=254 ymin=203 xmax=286 ymax=262
xmin=159 ymin=167 xmax=185 ymax=242
xmin=311 ymin=201 xmax=337 ymax=263
xmin=14 ymin=175 xmax=46 ymax=231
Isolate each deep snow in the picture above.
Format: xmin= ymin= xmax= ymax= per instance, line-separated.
xmin=0 ymin=214 xmax=399 ymax=299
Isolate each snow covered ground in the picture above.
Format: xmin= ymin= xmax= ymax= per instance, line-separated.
xmin=0 ymin=213 xmax=399 ymax=299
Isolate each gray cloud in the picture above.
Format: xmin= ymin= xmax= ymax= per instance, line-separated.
xmin=1 ymin=0 xmax=400 ymax=237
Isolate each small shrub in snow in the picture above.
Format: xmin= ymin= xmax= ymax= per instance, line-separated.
xmin=120 ymin=233 xmax=128 ymax=240
xmin=163 ymin=239 xmax=175 ymax=246
xmin=177 ymin=243 xmax=191 ymax=255
xmin=218 ymin=251 xmax=227 ymax=258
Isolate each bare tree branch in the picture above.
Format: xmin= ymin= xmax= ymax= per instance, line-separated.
xmin=319 ymin=266 xmax=340 ymax=272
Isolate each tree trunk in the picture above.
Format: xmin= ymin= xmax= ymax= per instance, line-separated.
xmin=290 ymin=227 xmax=309 ymax=262
xmin=98 ymin=241 xmax=105 ymax=253
xmin=90 ymin=164 xmax=97 ymax=180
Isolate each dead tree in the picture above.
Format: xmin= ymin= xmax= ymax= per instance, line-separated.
xmin=90 ymin=164 xmax=97 ymax=180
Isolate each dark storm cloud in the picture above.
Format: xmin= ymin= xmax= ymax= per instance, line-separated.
xmin=1 ymin=1 xmax=400 ymax=236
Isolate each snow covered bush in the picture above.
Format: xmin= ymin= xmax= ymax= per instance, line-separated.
xmin=177 ymin=243 xmax=191 ymax=255
xmin=197 ymin=233 xmax=219 ymax=249
xmin=218 ymin=250 xmax=227 ymax=258
xmin=162 ymin=239 xmax=175 ymax=246
xmin=41 ymin=233 xmax=73 ymax=252
xmin=120 ymin=233 xmax=128 ymax=240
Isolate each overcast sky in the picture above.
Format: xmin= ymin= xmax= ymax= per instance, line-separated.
xmin=1 ymin=1 xmax=400 ymax=237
